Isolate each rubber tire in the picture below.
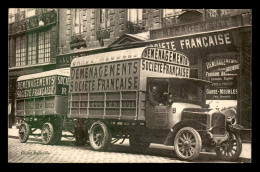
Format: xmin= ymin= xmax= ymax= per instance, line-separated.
xmin=174 ymin=127 xmax=202 ymax=161
xmin=215 ymin=132 xmax=242 ymax=161
xmin=88 ymin=121 xmax=111 ymax=151
xmin=129 ymin=135 xmax=150 ymax=153
xmin=41 ymin=122 xmax=56 ymax=145
xmin=19 ymin=123 xmax=30 ymax=143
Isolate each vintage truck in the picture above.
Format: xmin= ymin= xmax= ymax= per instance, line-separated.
xmin=15 ymin=68 xmax=75 ymax=144
xmin=67 ymin=47 xmax=243 ymax=161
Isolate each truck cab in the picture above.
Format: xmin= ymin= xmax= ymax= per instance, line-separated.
xmin=145 ymin=77 xmax=208 ymax=130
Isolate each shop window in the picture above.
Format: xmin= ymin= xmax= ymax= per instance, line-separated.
xmin=8 ymin=8 xmax=25 ymax=23
xmin=15 ymin=35 xmax=26 ymax=66
xmin=38 ymin=29 xmax=50 ymax=63
xmin=99 ymin=9 xmax=110 ymax=29
xmin=9 ymin=8 xmax=37 ymax=24
xmin=8 ymin=8 xmax=16 ymax=23
xmin=96 ymin=9 xmax=110 ymax=42
xmin=27 ymin=33 xmax=37 ymax=65
xmin=206 ymin=9 xmax=230 ymax=19
xmin=74 ymin=9 xmax=83 ymax=35
xmin=100 ymin=9 xmax=106 ymax=23
xmin=127 ymin=9 xmax=142 ymax=24
xmin=25 ymin=8 xmax=36 ymax=18
xmin=14 ymin=28 xmax=51 ymax=67
xmin=162 ymin=9 xmax=182 ymax=18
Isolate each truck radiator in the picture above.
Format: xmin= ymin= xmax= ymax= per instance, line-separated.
xmin=211 ymin=113 xmax=226 ymax=135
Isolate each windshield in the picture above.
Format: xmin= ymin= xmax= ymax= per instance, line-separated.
xmin=168 ymin=79 xmax=205 ymax=106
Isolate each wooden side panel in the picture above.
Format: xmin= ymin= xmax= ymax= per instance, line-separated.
xmin=25 ymin=99 xmax=35 ymax=116
xmin=68 ymin=91 xmax=144 ymax=121
xmin=16 ymin=99 xmax=25 ymax=116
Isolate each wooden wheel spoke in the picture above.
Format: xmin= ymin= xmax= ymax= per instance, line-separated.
xmin=182 ymin=133 xmax=187 ymax=140
xmin=190 ymin=146 xmax=195 ymax=151
xmin=179 ymin=137 xmax=185 ymax=143
xmin=178 ymin=142 xmax=183 ymax=146
xmin=179 ymin=147 xmax=184 ymax=152
xmin=185 ymin=149 xmax=189 ymax=157
xmin=190 ymin=142 xmax=196 ymax=146
xmin=231 ymin=147 xmax=237 ymax=152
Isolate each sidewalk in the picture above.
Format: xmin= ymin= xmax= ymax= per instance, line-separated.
xmin=8 ymin=127 xmax=251 ymax=161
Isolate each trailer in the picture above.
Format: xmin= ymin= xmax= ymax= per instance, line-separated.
xmin=15 ymin=68 xmax=75 ymax=144
xmin=68 ymin=47 xmax=243 ymax=161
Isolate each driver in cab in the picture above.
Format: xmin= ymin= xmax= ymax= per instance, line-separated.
xmin=148 ymin=85 xmax=164 ymax=106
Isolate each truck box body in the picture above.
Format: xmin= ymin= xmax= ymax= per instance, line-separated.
xmin=68 ymin=47 xmax=190 ymax=121
xmin=15 ymin=68 xmax=70 ymax=117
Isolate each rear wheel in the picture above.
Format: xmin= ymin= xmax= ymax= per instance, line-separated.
xmin=129 ymin=135 xmax=150 ymax=153
xmin=41 ymin=122 xmax=56 ymax=145
xmin=174 ymin=127 xmax=202 ymax=161
xmin=89 ymin=121 xmax=111 ymax=151
xmin=18 ymin=123 xmax=30 ymax=143
xmin=216 ymin=132 xmax=242 ymax=161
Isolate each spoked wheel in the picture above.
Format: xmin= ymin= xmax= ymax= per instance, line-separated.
xmin=216 ymin=132 xmax=242 ymax=161
xmin=89 ymin=121 xmax=111 ymax=151
xmin=18 ymin=123 xmax=30 ymax=143
xmin=129 ymin=135 xmax=150 ymax=153
xmin=41 ymin=122 xmax=55 ymax=145
xmin=174 ymin=127 xmax=202 ymax=161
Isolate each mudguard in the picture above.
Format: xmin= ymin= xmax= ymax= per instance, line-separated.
xmin=227 ymin=124 xmax=245 ymax=133
xmin=163 ymin=119 xmax=207 ymax=145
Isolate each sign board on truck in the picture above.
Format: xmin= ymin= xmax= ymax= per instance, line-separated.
xmin=16 ymin=68 xmax=70 ymax=99
xmin=70 ymin=47 xmax=190 ymax=93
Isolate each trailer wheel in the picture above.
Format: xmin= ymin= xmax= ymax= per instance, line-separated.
xmin=174 ymin=127 xmax=202 ymax=161
xmin=41 ymin=122 xmax=56 ymax=145
xmin=89 ymin=121 xmax=111 ymax=151
xmin=19 ymin=123 xmax=30 ymax=143
xmin=129 ymin=135 xmax=150 ymax=153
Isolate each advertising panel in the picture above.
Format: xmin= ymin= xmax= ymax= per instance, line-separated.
xmin=69 ymin=60 xmax=140 ymax=93
xmin=141 ymin=47 xmax=190 ymax=78
xmin=205 ymin=52 xmax=239 ymax=111
xmin=147 ymin=30 xmax=235 ymax=52
xmin=205 ymin=52 xmax=239 ymax=100
xmin=16 ymin=75 xmax=70 ymax=99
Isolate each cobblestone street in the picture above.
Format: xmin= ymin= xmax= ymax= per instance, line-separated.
xmin=8 ymin=131 xmax=251 ymax=163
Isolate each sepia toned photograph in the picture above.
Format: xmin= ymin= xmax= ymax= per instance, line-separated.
xmin=8 ymin=8 xmax=252 ymax=163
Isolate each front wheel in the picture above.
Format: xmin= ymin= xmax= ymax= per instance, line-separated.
xmin=174 ymin=127 xmax=202 ymax=161
xmin=88 ymin=121 xmax=111 ymax=151
xmin=19 ymin=123 xmax=30 ymax=143
xmin=215 ymin=132 xmax=242 ymax=161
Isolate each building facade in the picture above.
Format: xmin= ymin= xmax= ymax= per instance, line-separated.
xmin=8 ymin=8 xmax=59 ymax=127
xmin=8 ymin=9 xmax=252 ymax=131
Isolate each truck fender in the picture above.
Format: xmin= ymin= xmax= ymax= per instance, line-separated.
xmin=227 ymin=124 xmax=245 ymax=133
xmin=163 ymin=119 xmax=206 ymax=146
